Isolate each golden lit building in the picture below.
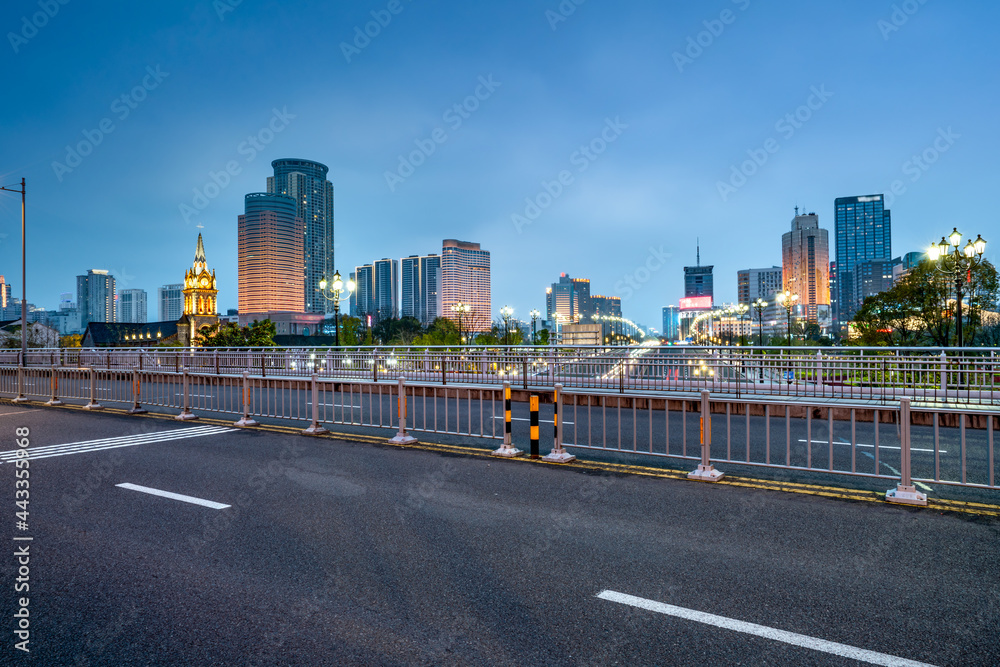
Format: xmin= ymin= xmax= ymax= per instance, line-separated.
xmin=178 ymin=234 xmax=219 ymax=346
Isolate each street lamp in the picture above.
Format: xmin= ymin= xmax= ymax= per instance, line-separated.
xmin=778 ymin=290 xmax=799 ymax=345
xmin=500 ymin=305 xmax=514 ymax=345
xmin=928 ymin=227 xmax=988 ymax=348
xmin=529 ymin=309 xmax=540 ymax=344
xmin=753 ymin=298 xmax=768 ymax=346
xmin=0 ymin=178 xmax=26 ymax=366
xmin=451 ymin=301 xmax=469 ymax=344
xmin=318 ymin=270 xmax=355 ymax=347
xmin=734 ymin=303 xmax=749 ymax=346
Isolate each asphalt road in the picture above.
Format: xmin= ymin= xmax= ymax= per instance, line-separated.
xmin=1 ymin=402 xmax=998 ymax=665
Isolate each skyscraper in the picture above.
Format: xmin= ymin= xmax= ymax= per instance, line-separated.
xmin=238 ymin=192 xmax=305 ymax=315
xmin=77 ymin=270 xmax=116 ymax=327
xmin=158 ymin=284 xmax=184 ymax=321
xmin=117 ymin=289 xmax=147 ymax=323
xmin=782 ymin=210 xmax=830 ymax=325
xmin=441 ymin=239 xmax=491 ymax=332
xmin=352 ymin=264 xmax=375 ymax=319
xmin=737 ymin=267 xmax=782 ymax=304
xmin=662 ymin=306 xmax=680 ymax=341
xmin=834 ymin=194 xmax=892 ymax=326
xmin=373 ymin=258 xmax=399 ymax=321
xmin=401 ymin=254 xmax=441 ymax=325
xmin=684 ymin=244 xmax=714 ymax=303
xmin=267 ymin=159 xmax=334 ymax=314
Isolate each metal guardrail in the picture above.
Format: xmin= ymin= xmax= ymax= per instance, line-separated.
xmin=6 ymin=344 xmax=1000 ymax=406
xmin=4 ymin=365 xmax=996 ymax=500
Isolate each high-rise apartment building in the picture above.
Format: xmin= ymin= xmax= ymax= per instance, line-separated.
xmin=834 ymin=194 xmax=892 ymax=326
xmin=267 ymin=159 xmax=335 ymax=314
xmin=117 ymin=289 xmax=147 ymax=323
xmin=737 ymin=267 xmax=782 ymax=304
xmin=545 ymin=274 xmax=595 ymax=325
xmin=782 ymin=210 xmax=830 ymax=325
xmin=352 ymin=264 xmax=375 ymax=319
xmin=590 ymin=295 xmax=622 ymax=318
xmin=238 ymin=192 xmax=305 ymax=315
xmin=401 ymin=254 xmax=441 ymax=325
xmin=158 ymin=284 xmax=184 ymax=321
xmin=373 ymin=258 xmax=399 ymax=321
xmin=662 ymin=306 xmax=680 ymax=341
xmin=77 ymin=270 xmax=116 ymax=327
xmin=441 ymin=239 xmax=491 ymax=332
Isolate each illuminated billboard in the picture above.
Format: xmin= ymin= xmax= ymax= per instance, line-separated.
xmin=679 ymin=296 xmax=713 ymax=311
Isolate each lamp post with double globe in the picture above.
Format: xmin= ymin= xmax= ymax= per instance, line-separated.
xmin=928 ymin=228 xmax=988 ymax=348
xmin=318 ymin=271 xmax=355 ymax=347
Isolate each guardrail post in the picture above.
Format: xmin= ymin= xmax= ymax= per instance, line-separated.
xmin=12 ymin=366 xmax=27 ymax=403
xmin=688 ymin=389 xmax=724 ymax=481
xmin=528 ymin=394 xmax=540 ymax=458
xmin=127 ymin=369 xmax=147 ymax=414
xmin=302 ymin=373 xmax=328 ymax=435
xmin=84 ymin=368 xmax=103 ymax=410
xmin=939 ymin=351 xmax=947 ymax=392
xmin=45 ymin=367 xmax=62 ymax=406
xmin=442 ymin=354 xmax=447 ymax=385
xmin=885 ymin=397 xmax=927 ymax=506
xmin=234 ymin=371 xmax=259 ymax=427
xmin=175 ymin=367 xmax=197 ymax=421
xmin=544 ymin=383 xmax=575 ymax=463
xmin=492 ymin=381 xmax=523 ymax=457
xmin=389 ymin=376 xmax=417 ymax=444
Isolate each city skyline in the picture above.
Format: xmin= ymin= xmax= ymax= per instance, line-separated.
xmin=1 ymin=1 xmax=997 ymax=327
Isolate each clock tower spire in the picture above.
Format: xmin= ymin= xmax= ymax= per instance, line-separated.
xmin=179 ymin=234 xmax=220 ymax=346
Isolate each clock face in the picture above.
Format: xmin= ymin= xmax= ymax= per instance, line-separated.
xmin=200 ymin=278 xmax=209 ymax=287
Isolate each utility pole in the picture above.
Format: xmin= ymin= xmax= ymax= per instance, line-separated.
xmin=0 ymin=179 xmax=26 ymax=364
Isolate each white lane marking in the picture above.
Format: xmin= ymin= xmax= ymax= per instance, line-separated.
xmin=116 ymin=483 xmax=230 ymax=510
xmin=0 ymin=410 xmax=36 ymax=418
xmin=596 ymin=590 xmax=938 ymax=667
xmin=0 ymin=426 xmax=234 ymax=462
xmin=491 ymin=416 xmax=575 ymax=425
xmin=860 ymin=452 xmax=934 ymax=492
xmin=797 ymin=439 xmax=945 ymax=454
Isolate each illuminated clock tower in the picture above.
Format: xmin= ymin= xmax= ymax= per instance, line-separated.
xmin=178 ymin=234 xmax=219 ymax=346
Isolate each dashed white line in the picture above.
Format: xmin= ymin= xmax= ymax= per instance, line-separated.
xmin=797 ymin=439 xmax=945 ymax=454
xmin=597 ymin=590 xmax=938 ymax=667
xmin=116 ymin=483 xmax=230 ymax=510
xmin=0 ymin=426 xmax=234 ymax=462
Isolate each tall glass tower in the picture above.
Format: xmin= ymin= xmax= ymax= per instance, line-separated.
xmin=267 ymin=159 xmax=334 ymax=314
xmin=834 ymin=195 xmax=891 ymax=326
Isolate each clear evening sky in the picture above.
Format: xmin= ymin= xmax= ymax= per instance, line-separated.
xmin=1 ymin=0 xmax=996 ymax=328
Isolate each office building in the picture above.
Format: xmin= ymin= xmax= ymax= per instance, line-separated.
xmin=267 ymin=159 xmax=335 ymax=314
xmin=373 ymin=258 xmax=399 ymax=321
xmin=158 ymin=284 xmax=184 ymax=321
xmin=117 ymin=289 xmax=148 ymax=323
xmin=441 ymin=239 xmax=491 ymax=332
xmin=401 ymin=254 xmax=441 ymax=325
xmin=662 ymin=306 xmax=680 ymax=341
xmin=591 ymin=295 xmax=622 ymax=318
xmin=238 ymin=193 xmax=305 ymax=315
xmin=854 ymin=258 xmax=895 ymax=305
xmin=77 ymin=270 xmax=116 ymax=327
xmin=352 ymin=264 xmax=375 ymax=319
xmin=782 ymin=210 xmax=830 ymax=325
xmin=737 ymin=267 xmax=783 ymax=304
xmin=834 ymin=194 xmax=892 ymax=326
xmin=684 ymin=245 xmax=714 ymax=305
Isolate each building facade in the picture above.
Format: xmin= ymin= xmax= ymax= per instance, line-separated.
xmin=117 ymin=289 xmax=148 ymax=323
xmin=238 ymin=192 xmax=305 ymax=315
xmin=662 ymin=306 xmax=680 ymax=341
xmin=158 ymin=284 xmax=184 ymax=322
xmin=834 ymin=194 xmax=892 ymax=327
xmin=267 ymin=159 xmax=334 ymax=315
xmin=372 ymin=258 xmax=399 ymax=321
xmin=400 ymin=254 xmax=441 ymax=325
xmin=737 ymin=266 xmax=783 ymax=304
xmin=781 ymin=211 xmax=831 ymax=326
xmin=684 ymin=265 xmax=714 ymax=301
xmin=441 ymin=239 xmax=491 ymax=332
xmin=77 ymin=270 xmax=116 ymax=328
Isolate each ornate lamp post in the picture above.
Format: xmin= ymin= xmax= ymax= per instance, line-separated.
xmin=753 ymin=298 xmax=768 ymax=346
xmin=500 ymin=305 xmax=514 ymax=345
xmin=778 ymin=290 xmax=799 ymax=345
xmin=529 ymin=309 xmax=540 ymax=345
xmin=451 ymin=301 xmax=469 ymax=344
xmin=928 ymin=228 xmax=988 ymax=348
xmin=734 ymin=303 xmax=749 ymax=346
xmin=318 ymin=270 xmax=355 ymax=347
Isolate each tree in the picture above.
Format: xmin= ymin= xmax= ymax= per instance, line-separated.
xmin=413 ymin=318 xmax=460 ymax=346
xmin=537 ymin=328 xmax=550 ymax=345
xmin=60 ymin=334 xmax=82 ymax=348
xmin=198 ymin=319 xmax=276 ymax=347
xmin=371 ymin=316 xmax=423 ymax=345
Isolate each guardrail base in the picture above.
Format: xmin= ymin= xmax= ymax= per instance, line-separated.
xmin=688 ymin=464 xmax=724 ymax=482
xmin=45 ymin=399 xmax=63 ymax=406
xmin=83 ymin=402 xmax=104 ymax=411
xmin=301 ymin=425 xmax=328 ymax=435
xmin=234 ymin=417 xmax=259 ymax=427
xmin=885 ymin=485 xmax=927 ymax=506
xmin=542 ymin=451 xmax=576 ymax=463
xmin=127 ymin=407 xmax=147 ymax=415
xmin=492 ymin=444 xmax=523 ymax=458
xmin=175 ymin=410 xmax=197 ymax=421
xmin=389 ymin=434 xmax=417 ymax=444
xmin=12 ymin=396 xmax=28 ymax=404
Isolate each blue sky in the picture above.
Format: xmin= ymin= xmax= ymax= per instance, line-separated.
xmin=1 ymin=0 xmax=997 ymax=329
